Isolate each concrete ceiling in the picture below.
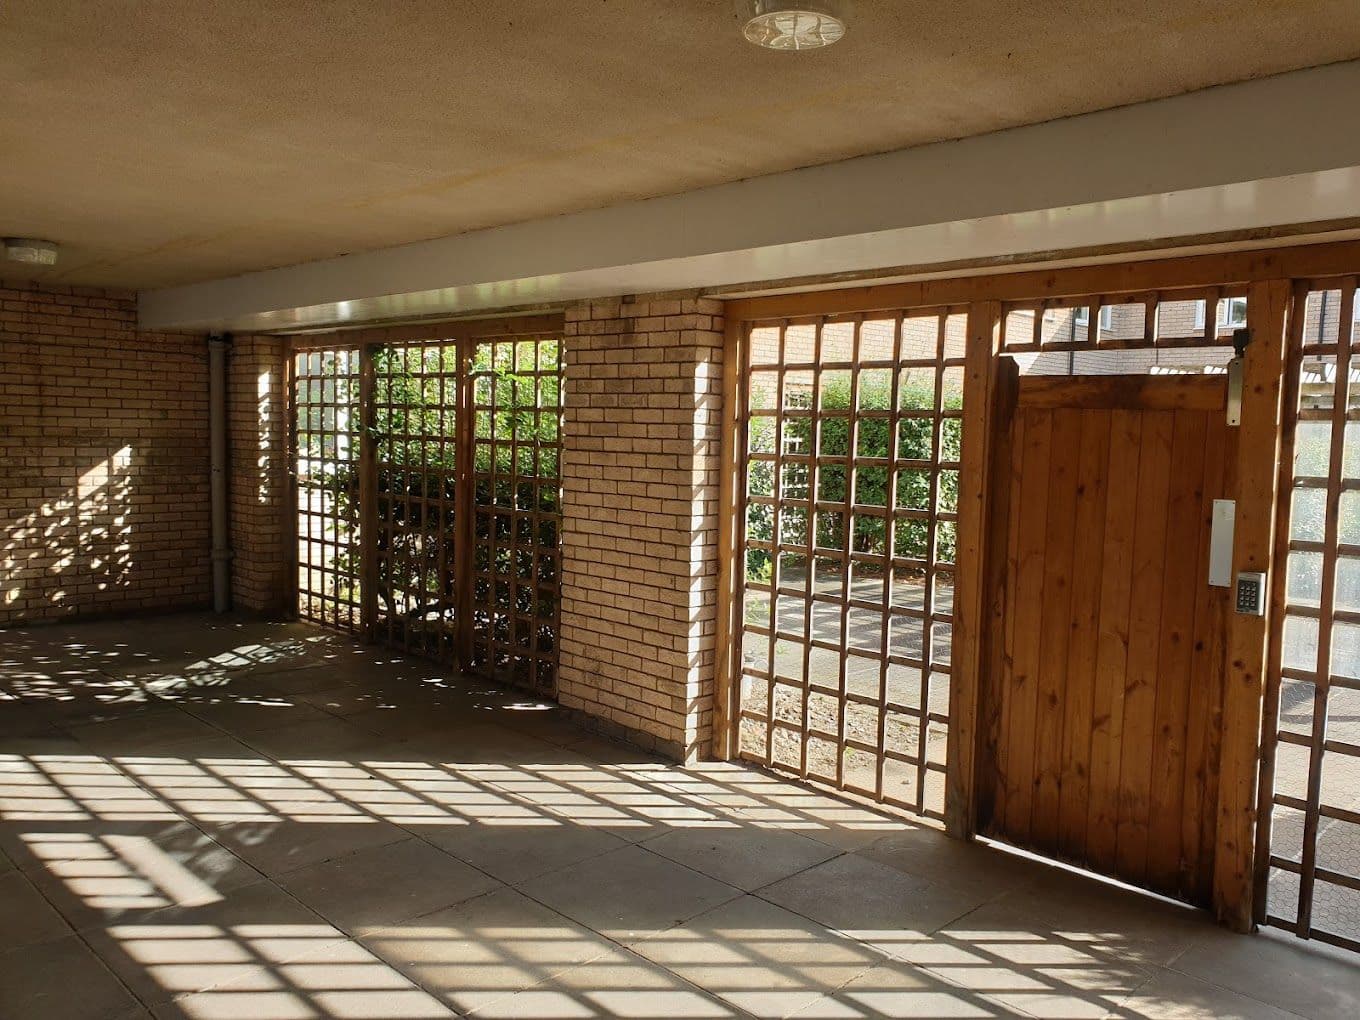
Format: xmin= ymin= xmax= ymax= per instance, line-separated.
xmin=4 ymin=1 xmax=1359 ymax=291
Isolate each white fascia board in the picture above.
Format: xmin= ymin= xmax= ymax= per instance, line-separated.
xmin=140 ymin=60 xmax=1360 ymax=332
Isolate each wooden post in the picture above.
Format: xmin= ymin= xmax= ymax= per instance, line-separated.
xmin=454 ymin=338 xmax=475 ymax=669
xmin=712 ymin=318 xmax=744 ymax=760
xmin=358 ymin=344 xmax=378 ymax=642
xmin=281 ymin=345 xmax=300 ymax=621
xmin=945 ymin=300 xmax=1004 ymax=838
xmin=1213 ymin=277 xmax=1290 ymax=931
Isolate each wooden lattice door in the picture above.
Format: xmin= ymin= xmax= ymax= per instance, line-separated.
xmin=978 ymin=372 xmax=1235 ymax=905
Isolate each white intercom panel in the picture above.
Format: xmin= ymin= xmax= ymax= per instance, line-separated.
xmin=1208 ymin=500 xmax=1235 ymax=588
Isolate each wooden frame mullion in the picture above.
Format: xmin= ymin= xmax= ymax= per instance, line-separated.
xmin=796 ymin=324 xmax=824 ymax=780
xmin=764 ymin=324 xmax=788 ymax=768
xmin=835 ymin=318 xmax=863 ymax=789
xmin=1214 ymin=277 xmax=1291 ymax=932
xmin=916 ymin=314 xmax=946 ymax=814
xmin=873 ymin=314 xmax=906 ymax=801
xmin=281 ymin=347 xmax=300 ymax=620
xmin=1252 ymin=280 xmax=1308 ymax=925
xmin=945 ymin=300 xmax=1007 ymax=836
xmin=713 ymin=319 xmax=746 ymax=759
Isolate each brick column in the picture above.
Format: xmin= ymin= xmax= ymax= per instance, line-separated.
xmin=558 ymin=296 xmax=724 ymax=761
xmin=228 ymin=335 xmax=291 ymax=614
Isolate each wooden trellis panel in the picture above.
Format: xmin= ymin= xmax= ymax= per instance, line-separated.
xmin=290 ymin=325 xmax=562 ymax=697
xmin=468 ymin=337 xmax=563 ymax=695
xmin=372 ymin=341 xmax=461 ymax=661
xmin=997 ymin=287 xmax=1246 ymax=375
xmin=292 ymin=348 xmax=362 ymax=632
xmin=731 ymin=310 xmax=965 ymax=819
xmin=1256 ymin=277 xmax=1360 ymax=953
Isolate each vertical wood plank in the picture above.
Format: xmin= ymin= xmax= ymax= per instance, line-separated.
xmin=1215 ymin=277 xmax=1291 ymax=932
xmin=713 ymin=319 xmax=744 ymax=760
xmin=1116 ymin=410 xmax=1174 ymax=884
xmin=975 ymin=358 xmax=1020 ymax=834
xmin=1031 ymin=407 xmax=1083 ymax=849
xmin=1003 ymin=408 xmax=1054 ymax=844
xmin=1184 ymin=414 xmax=1232 ymax=903
xmin=1146 ymin=409 xmax=1209 ymax=893
xmin=1086 ymin=410 xmax=1141 ymax=874
xmin=1057 ymin=408 xmax=1111 ymax=860
xmin=946 ymin=301 xmax=1003 ymax=837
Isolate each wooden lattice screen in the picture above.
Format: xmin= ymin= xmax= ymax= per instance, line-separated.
xmin=469 ymin=337 xmax=562 ymax=695
xmin=373 ymin=341 xmax=461 ymax=661
xmin=292 ymin=349 xmax=362 ymax=632
xmin=290 ymin=327 xmax=562 ymax=695
xmin=999 ymin=287 xmax=1245 ymax=375
xmin=731 ymin=311 xmax=965 ymax=818
xmin=1257 ymin=277 xmax=1360 ymax=953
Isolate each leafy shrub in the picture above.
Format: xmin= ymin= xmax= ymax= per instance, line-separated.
xmin=744 ymin=372 xmax=961 ymax=581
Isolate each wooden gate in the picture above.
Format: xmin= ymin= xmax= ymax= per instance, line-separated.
xmin=719 ymin=258 xmax=1360 ymax=928
xmin=977 ymin=372 xmax=1235 ymax=904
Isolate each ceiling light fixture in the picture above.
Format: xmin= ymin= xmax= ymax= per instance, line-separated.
xmin=736 ymin=0 xmax=849 ymax=51
xmin=4 ymin=238 xmax=60 ymax=266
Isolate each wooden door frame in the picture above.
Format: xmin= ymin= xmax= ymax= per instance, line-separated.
xmin=1215 ymin=279 xmax=1291 ymax=930
xmin=945 ymin=301 xmax=1010 ymax=837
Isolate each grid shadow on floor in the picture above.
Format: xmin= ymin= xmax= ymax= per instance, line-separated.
xmin=2 ymin=613 xmax=1357 ymax=1019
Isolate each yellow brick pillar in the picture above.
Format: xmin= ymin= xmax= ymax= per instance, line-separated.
xmin=558 ymin=295 xmax=725 ymax=761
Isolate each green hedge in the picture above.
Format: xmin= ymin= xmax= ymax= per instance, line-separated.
xmin=745 ymin=373 xmax=961 ymax=583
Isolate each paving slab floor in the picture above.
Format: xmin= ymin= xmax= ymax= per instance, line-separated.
xmin=1 ymin=613 xmax=1357 ymax=1019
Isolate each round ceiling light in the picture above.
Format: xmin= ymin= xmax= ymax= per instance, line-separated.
xmin=737 ymin=1 xmax=849 ymax=51
xmin=4 ymin=238 xmax=59 ymax=266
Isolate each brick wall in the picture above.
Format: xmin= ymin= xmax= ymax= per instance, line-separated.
xmin=0 ymin=280 xmax=210 ymax=624
xmin=229 ymin=335 xmax=291 ymax=614
xmin=558 ymin=296 xmax=724 ymax=761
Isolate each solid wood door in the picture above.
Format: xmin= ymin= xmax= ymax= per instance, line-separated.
xmin=977 ymin=373 xmax=1235 ymax=905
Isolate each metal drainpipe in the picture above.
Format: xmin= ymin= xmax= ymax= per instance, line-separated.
xmin=208 ymin=334 xmax=232 ymax=612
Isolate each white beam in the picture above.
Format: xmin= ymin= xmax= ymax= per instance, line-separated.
xmin=140 ymin=60 xmax=1360 ymax=332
